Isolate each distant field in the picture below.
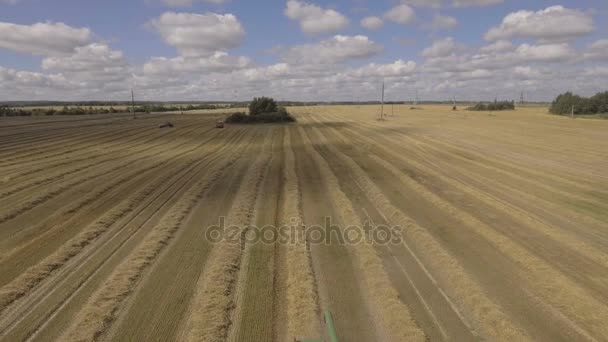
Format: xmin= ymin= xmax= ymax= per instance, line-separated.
xmin=1 ymin=105 xmax=607 ymax=341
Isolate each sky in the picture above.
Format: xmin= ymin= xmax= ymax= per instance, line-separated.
xmin=0 ymin=0 xmax=607 ymax=102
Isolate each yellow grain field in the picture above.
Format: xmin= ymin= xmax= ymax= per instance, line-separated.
xmin=1 ymin=105 xmax=607 ymax=341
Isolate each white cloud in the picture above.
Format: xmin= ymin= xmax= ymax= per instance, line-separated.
xmin=583 ymin=66 xmax=608 ymax=77
xmin=42 ymin=43 xmax=124 ymax=73
xmin=422 ymin=37 xmax=457 ymax=57
xmin=452 ymin=0 xmax=502 ymax=7
xmin=149 ymin=12 xmax=245 ymax=57
xmin=513 ymin=66 xmax=542 ymax=79
xmin=402 ymin=0 xmax=442 ymax=9
xmin=349 ymin=60 xmax=416 ymax=78
xmin=361 ymin=16 xmax=383 ymax=30
xmin=404 ymin=0 xmax=501 ymax=8
xmin=385 ymin=4 xmax=415 ymax=25
xmin=479 ymin=40 xmax=513 ymax=53
xmin=160 ymin=0 xmax=230 ymax=6
xmin=282 ymin=35 xmax=382 ymax=64
xmin=431 ymin=14 xmax=457 ymax=30
xmin=515 ymin=43 xmax=574 ymax=62
xmin=0 ymin=42 xmax=133 ymax=100
xmin=143 ymin=52 xmax=251 ymax=75
xmin=583 ymin=39 xmax=608 ymax=60
xmin=0 ymin=21 xmax=91 ymax=56
xmin=485 ymin=6 xmax=594 ymax=42
xmin=41 ymin=43 xmax=131 ymax=92
xmin=285 ymin=0 xmax=349 ymax=35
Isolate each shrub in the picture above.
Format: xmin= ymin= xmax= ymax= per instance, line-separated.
xmin=468 ymin=101 xmax=515 ymax=111
xmin=225 ymin=109 xmax=296 ymax=124
xmin=249 ymin=97 xmax=278 ymax=115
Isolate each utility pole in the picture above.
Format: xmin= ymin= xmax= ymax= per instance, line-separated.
xmin=571 ymin=105 xmax=575 ymax=119
xmin=520 ymin=91 xmax=524 ymax=106
xmin=131 ymin=89 xmax=136 ymax=119
xmin=380 ymin=79 xmax=385 ymax=120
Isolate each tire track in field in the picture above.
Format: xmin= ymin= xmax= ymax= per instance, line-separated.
xmin=0 ymin=123 xmax=220 ymax=263
xmin=183 ymin=131 xmax=274 ymax=342
xmin=310 ymin=111 xmax=608 ymax=340
xmin=299 ymin=113 xmax=530 ymax=341
xmin=272 ymin=128 xmax=321 ymax=342
xmin=0 ymin=116 xmax=139 ymax=157
xmin=0 ymin=119 xmax=215 ymax=225
xmin=0 ymin=125 xmax=250 ymax=342
xmin=57 ymin=128 xmax=251 ymax=342
xmin=0 ymin=120 xmax=149 ymax=165
xmin=305 ymin=123 xmax=476 ymax=342
xmin=336 ymin=118 xmax=608 ymax=292
xmin=229 ymin=127 xmax=286 ymax=342
xmin=321 ymin=109 xmax=606 ymax=199
xmin=0 ymin=119 xmax=169 ymax=173
xmin=104 ymin=130 xmax=263 ymax=342
xmin=0 ymin=125 xmax=245 ymax=299
xmin=328 ymin=115 xmax=608 ymax=270
xmin=0 ymin=115 xmax=201 ymax=169
xmin=0 ymin=117 xmax=204 ymax=187
xmin=0 ymin=117 xmax=208 ymax=196
xmin=291 ymin=126 xmax=377 ymax=342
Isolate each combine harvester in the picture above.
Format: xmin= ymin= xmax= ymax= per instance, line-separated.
xmin=297 ymin=311 xmax=339 ymax=342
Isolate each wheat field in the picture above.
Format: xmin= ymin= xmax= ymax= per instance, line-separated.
xmin=0 ymin=105 xmax=607 ymax=341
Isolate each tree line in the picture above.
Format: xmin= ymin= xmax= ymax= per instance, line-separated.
xmin=0 ymin=104 xmax=221 ymax=117
xmin=550 ymin=91 xmax=608 ymax=116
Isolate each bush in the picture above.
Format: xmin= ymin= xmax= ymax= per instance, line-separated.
xmin=225 ymin=109 xmax=296 ymax=124
xmin=249 ymin=97 xmax=278 ymax=116
xmin=468 ymin=101 xmax=515 ymax=111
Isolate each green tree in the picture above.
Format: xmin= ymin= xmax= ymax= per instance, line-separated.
xmin=249 ymin=97 xmax=278 ymax=115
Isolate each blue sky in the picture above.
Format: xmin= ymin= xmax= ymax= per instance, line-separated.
xmin=0 ymin=0 xmax=607 ymax=101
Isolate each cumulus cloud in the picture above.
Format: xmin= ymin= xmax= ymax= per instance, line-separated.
xmin=479 ymin=40 xmax=513 ymax=53
xmin=431 ymin=14 xmax=458 ymax=30
xmin=452 ymin=0 xmax=502 ymax=7
xmin=513 ymin=66 xmax=542 ymax=79
xmin=42 ymin=43 xmax=125 ymax=73
xmin=349 ymin=60 xmax=416 ymax=78
xmin=282 ymin=35 xmax=382 ymax=64
xmin=485 ymin=6 xmax=594 ymax=42
xmin=149 ymin=12 xmax=245 ymax=57
xmin=160 ymin=0 xmax=230 ymax=6
xmin=422 ymin=37 xmax=458 ymax=57
xmin=143 ymin=52 xmax=251 ymax=75
xmin=404 ymin=0 xmax=501 ymax=8
xmin=402 ymin=0 xmax=442 ymax=8
xmin=0 ymin=42 xmax=133 ymax=100
xmin=285 ymin=0 xmax=349 ymax=35
xmin=515 ymin=43 xmax=574 ymax=62
xmin=0 ymin=21 xmax=91 ymax=56
xmin=583 ymin=39 xmax=608 ymax=60
xmin=360 ymin=16 xmax=383 ymax=30
xmin=385 ymin=4 xmax=415 ymax=25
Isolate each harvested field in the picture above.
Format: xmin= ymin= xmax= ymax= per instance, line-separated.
xmin=1 ymin=105 xmax=608 ymax=341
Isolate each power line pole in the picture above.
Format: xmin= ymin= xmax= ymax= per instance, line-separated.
xmin=520 ymin=91 xmax=524 ymax=106
xmin=571 ymin=105 xmax=575 ymax=119
xmin=380 ymin=79 xmax=385 ymax=120
xmin=131 ymin=88 xmax=136 ymax=119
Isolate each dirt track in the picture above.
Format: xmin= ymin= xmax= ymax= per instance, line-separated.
xmin=1 ymin=106 xmax=607 ymax=341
